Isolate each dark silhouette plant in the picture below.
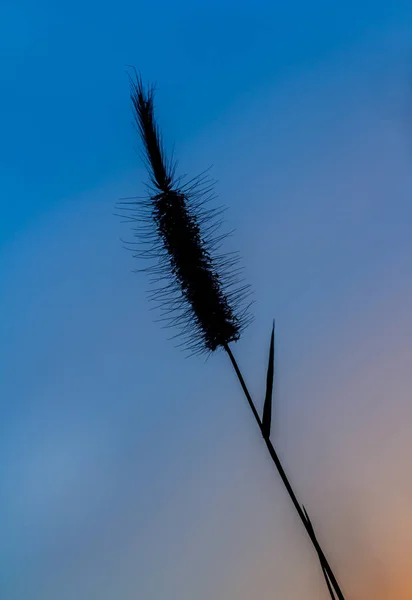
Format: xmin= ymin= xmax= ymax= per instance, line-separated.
xmin=118 ymin=71 xmax=346 ymax=600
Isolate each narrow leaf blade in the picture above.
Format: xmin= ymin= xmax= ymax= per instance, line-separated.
xmin=302 ymin=504 xmax=314 ymax=532
xmin=261 ymin=320 xmax=275 ymax=439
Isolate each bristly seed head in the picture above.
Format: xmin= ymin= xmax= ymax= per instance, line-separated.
xmin=118 ymin=71 xmax=253 ymax=356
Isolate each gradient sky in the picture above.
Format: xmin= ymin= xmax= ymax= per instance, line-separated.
xmin=1 ymin=1 xmax=412 ymax=599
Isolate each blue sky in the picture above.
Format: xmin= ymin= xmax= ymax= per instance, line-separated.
xmin=1 ymin=0 xmax=411 ymax=245
xmin=1 ymin=1 xmax=412 ymax=599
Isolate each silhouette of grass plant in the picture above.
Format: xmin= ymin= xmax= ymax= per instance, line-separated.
xmin=118 ymin=70 xmax=346 ymax=600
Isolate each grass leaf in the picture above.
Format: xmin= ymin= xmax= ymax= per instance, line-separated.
xmin=261 ymin=319 xmax=275 ymax=439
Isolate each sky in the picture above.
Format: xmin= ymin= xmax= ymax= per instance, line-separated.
xmin=1 ymin=1 xmax=412 ymax=598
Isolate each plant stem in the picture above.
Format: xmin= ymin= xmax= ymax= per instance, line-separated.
xmin=224 ymin=343 xmax=345 ymax=600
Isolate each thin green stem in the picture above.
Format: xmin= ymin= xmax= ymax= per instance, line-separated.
xmin=224 ymin=343 xmax=345 ymax=600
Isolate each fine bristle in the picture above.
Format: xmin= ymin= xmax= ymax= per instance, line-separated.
xmin=118 ymin=72 xmax=253 ymax=356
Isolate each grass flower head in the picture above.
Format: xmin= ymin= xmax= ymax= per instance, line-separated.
xmin=119 ymin=73 xmax=253 ymax=355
